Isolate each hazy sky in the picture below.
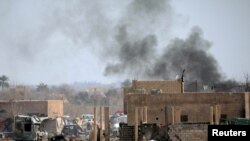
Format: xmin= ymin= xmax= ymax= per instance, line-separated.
xmin=0 ymin=0 xmax=249 ymax=85
xmin=172 ymin=0 xmax=250 ymax=82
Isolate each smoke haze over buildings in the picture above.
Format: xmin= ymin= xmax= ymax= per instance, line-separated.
xmin=0 ymin=0 xmax=249 ymax=85
xmin=148 ymin=27 xmax=221 ymax=84
xmin=104 ymin=0 xmax=222 ymax=85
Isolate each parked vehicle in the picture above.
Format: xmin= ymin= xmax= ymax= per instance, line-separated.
xmin=13 ymin=115 xmax=48 ymax=141
xmin=62 ymin=124 xmax=85 ymax=141
xmin=81 ymin=114 xmax=94 ymax=122
xmin=110 ymin=115 xmax=127 ymax=137
xmin=220 ymin=117 xmax=250 ymax=125
xmin=13 ymin=115 xmax=67 ymax=141
xmin=40 ymin=117 xmax=66 ymax=141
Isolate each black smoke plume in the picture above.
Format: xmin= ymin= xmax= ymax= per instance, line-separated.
xmin=104 ymin=26 xmax=157 ymax=76
xmin=148 ymin=27 xmax=221 ymax=84
xmin=103 ymin=1 xmax=241 ymax=91
xmin=104 ymin=0 xmax=172 ymax=78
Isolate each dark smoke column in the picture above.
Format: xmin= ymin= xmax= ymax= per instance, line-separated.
xmin=148 ymin=27 xmax=222 ymax=85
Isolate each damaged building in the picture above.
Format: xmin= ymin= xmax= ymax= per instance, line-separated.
xmin=0 ymin=100 xmax=63 ymax=132
xmin=0 ymin=100 xmax=64 ymax=118
xmin=0 ymin=100 xmax=63 ymax=128
xmin=121 ymin=80 xmax=250 ymax=140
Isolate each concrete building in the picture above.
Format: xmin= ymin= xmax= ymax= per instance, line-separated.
xmin=124 ymin=80 xmax=183 ymax=114
xmin=0 ymin=100 xmax=63 ymax=132
xmin=124 ymin=80 xmax=250 ymax=126
xmin=0 ymin=100 xmax=64 ymax=118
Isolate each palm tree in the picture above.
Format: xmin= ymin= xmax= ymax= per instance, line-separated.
xmin=36 ymin=83 xmax=49 ymax=92
xmin=0 ymin=75 xmax=9 ymax=91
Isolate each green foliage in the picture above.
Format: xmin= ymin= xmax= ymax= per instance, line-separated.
xmin=0 ymin=75 xmax=9 ymax=90
xmin=75 ymin=91 xmax=92 ymax=105
xmin=36 ymin=83 xmax=49 ymax=92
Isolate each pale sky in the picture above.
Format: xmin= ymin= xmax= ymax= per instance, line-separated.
xmin=0 ymin=0 xmax=249 ymax=85
xmin=172 ymin=0 xmax=250 ymax=81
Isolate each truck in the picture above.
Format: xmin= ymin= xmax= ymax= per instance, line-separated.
xmin=13 ymin=115 xmax=48 ymax=141
xmin=220 ymin=117 xmax=250 ymax=125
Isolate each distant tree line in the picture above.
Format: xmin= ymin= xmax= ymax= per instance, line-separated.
xmin=0 ymin=75 xmax=9 ymax=91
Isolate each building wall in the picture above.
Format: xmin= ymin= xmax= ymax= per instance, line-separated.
xmin=48 ymin=100 xmax=64 ymax=117
xmin=131 ymin=80 xmax=183 ymax=93
xmin=245 ymin=93 xmax=250 ymax=118
xmin=168 ymin=124 xmax=208 ymax=141
xmin=15 ymin=100 xmax=48 ymax=116
xmin=123 ymin=87 xmax=134 ymax=114
xmin=0 ymin=100 xmax=63 ymax=117
xmin=127 ymin=93 xmax=248 ymax=126
xmin=124 ymin=80 xmax=183 ymax=114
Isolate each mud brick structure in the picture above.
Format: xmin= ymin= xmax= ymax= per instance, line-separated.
xmin=0 ymin=100 xmax=64 ymax=117
xmin=124 ymin=80 xmax=250 ymax=126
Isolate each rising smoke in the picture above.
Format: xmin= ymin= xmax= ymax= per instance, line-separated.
xmin=104 ymin=26 xmax=157 ymax=76
xmin=148 ymin=27 xmax=221 ymax=84
xmin=104 ymin=0 xmax=172 ymax=78
xmin=0 ymin=0 xmax=117 ymax=84
xmin=104 ymin=0 xmax=222 ymax=85
xmin=0 ymin=0 xmax=241 ymax=88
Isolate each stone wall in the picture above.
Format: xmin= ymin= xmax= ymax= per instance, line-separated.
xmin=131 ymin=80 xmax=183 ymax=94
xmin=127 ymin=93 xmax=247 ymax=125
xmin=48 ymin=100 xmax=64 ymax=117
xmin=0 ymin=100 xmax=63 ymax=117
xmin=168 ymin=124 xmax=208 ymax=141
xmin=124 ymin=80 xmax=182 ymax=114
